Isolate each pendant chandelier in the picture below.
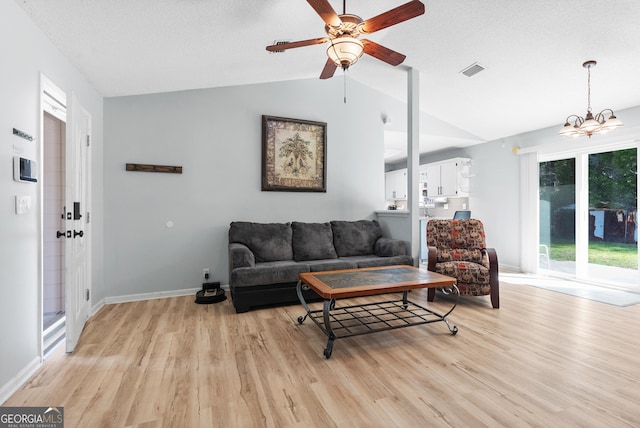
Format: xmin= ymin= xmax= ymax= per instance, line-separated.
xmin=559 ymin=60 xmax=623 ymax=138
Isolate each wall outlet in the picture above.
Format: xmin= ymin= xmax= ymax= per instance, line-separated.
xmin=444 ymin=203 xmax=449 ymax=210
xmin=203 ymin=268 xmax=210 ymax=279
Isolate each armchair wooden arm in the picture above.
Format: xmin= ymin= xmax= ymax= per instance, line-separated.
xmin=426 ymin=246 xmax=438 ymax=302
xmin=484 ymin=248 xmax=499 ymax=308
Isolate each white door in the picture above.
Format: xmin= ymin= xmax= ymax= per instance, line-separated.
xmin=65 ymin=93 xmax=91 ymax=353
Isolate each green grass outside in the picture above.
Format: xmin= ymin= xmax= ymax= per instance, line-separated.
xmin=549 ymin=240 xmax=638 ymax=269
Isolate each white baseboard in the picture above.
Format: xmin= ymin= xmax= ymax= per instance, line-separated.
xmin=0 ymin=356 xmax=41 ymax=405
xmin=91 ymin=298 xmax=105 ymax=316
xmin=500 ymin=263 xmax=522 ymax=273
xmin=103 ymin=284 xmax=228 ymax=305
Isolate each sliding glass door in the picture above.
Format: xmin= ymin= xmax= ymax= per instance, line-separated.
xmin=539 ymin=146 xmax=638 ymax=289
xmin=587 ymin=148 xmax=638 ymax=283
xmin=539 ymin=158 xmax=576 ymax=275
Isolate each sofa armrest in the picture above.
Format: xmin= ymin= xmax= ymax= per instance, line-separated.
xmin=374 ymin=238 xmax=407 ymax=257
xmin=229 ymin=243 xmax=255 ymax=269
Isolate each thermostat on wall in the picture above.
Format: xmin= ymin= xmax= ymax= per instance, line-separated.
xmin=13 ymin=157 xmax=38 ymax=183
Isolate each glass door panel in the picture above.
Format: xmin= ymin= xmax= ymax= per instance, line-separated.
xmin=587 ymin=148 xmax=638 ymax=285
xmin=539 ymin=158 xmax=576 ymax=274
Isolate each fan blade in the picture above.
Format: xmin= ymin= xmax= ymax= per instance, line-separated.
xmin=266 ymin=37 xmax=329 ymax=52
xmin=307 ymin=0 xmax=342 ymax=27
xmin=361 ymin=0 xmax=425 ymax=34
xmin=320 ymin=58 xmax=338 ymax=79
xmin=362 ymin=39 xmax=406 ymax=66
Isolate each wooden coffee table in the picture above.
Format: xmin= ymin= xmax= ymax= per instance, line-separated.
xmin=296 ymin=265 xmax=459 ymax=358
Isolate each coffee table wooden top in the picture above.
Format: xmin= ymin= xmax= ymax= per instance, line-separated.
xmin=298 ymin=265 xmax=456 ymax=299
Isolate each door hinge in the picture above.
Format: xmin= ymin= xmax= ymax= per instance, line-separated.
xmin=86 ymin=135 xmax=90 ymax=146
xmin=86 ymin=212 xmax=90 ymax=224
xmin=86 ymin=289 xmax=90 ymax=301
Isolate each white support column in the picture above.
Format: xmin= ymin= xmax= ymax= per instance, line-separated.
xmin=408 ymin=68 xmax=420 ymax=262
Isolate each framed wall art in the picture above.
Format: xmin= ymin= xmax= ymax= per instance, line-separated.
xmin=262 ymin=115 xmax=327 ymax=192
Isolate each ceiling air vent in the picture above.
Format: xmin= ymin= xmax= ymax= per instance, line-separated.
xmin=270 ymin=41 xmax=290 ymax=53
xmin=460 ymin=62 xmax=485 ymax=77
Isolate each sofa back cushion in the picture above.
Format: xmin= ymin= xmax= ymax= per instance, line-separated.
xmin=427 ymin=219 xmax=486 ymax=265
xmin=292 ymin=222 xmax=338 ymax=261
xmin=229 ymin=222 xmax=293 ymax=262
xmin=331 ymin=220 xmax=382 ymax=257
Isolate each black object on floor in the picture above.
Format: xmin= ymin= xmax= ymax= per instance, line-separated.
xmin=195 ymin=281 xmax=226 ymax=304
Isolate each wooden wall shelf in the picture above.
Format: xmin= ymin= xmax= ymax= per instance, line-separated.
xmin=126 ymin=163 xmax=182 ymax=174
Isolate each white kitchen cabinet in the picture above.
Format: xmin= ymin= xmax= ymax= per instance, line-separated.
xmin=423 ymin=158 xmax=471 ymax=197
xmin=385 ymin=168 xmax=407 ymax=200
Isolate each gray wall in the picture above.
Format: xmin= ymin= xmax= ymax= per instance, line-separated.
xmin=0 ymin=0 xmax=104 ymax=398
xmin=103 ymin=78 xmax=397 ymax=297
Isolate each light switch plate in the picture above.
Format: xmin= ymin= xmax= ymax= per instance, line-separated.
xmin=15 ymin=195 xmax=31 ymax=214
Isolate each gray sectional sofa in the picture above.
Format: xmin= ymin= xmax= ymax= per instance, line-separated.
xmin=228 ymin=219 xmax=414 ymax=313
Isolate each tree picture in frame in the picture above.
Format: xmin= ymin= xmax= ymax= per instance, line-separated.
xmin=262 ymin=115 xmax=327 ymax=192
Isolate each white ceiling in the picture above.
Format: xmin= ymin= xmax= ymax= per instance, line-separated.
xmin=17 ymin=0 xmax=640 ymax=159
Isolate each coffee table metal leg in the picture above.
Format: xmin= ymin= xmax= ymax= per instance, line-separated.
xmin=324 ymin=334 xmax=335 ymax=359
xmin=296 ymin=280 xmax=311 ymax=324
xmin=440 ymin=284 xmax=459 ymax=334
xmin=323 ymin=299 xmax=335 ymax=358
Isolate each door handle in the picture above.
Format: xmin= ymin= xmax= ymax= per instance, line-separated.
xmin=74 ymin=202 xmax=82 ymax=220
xmin=73 ymin=230 xmax=84 ymax=238
xmin=56 ymin=231 xmax=66 ymax=238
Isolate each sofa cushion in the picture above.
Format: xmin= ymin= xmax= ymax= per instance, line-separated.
xmin=331 ymin=220 xmax=383 ymax=257
xmin=374 ymin=237 xmax=407 ymax=257
xmin=229 ymin=222 xmax=293 ymax=262
xmin=435 ymin=261 xmax=490 ymax=285
xmin=339 ymin=255 xmax=414 ymax=268
xmin=231 ymin=261 xmax=309 ymax=287
xmin=292 ymin=222 xmax=338 ymax=261
xmin=304 ymin=259 xmax=358 ymax=272
xmin=427 ymin=219 xmax=487 ymax=265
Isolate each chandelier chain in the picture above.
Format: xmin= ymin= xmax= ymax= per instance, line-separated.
xmin=587 ymin=66 xmax=592 ymax=113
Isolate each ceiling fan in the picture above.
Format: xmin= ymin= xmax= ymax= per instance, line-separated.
xmin=266 ymin=0 xmax=425 ymax=79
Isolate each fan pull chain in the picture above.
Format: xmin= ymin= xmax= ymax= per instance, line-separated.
xmin=343 ymin=70 xmax=348 ymax=104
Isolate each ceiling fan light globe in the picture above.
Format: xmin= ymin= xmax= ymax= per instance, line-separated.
xmin=327 ymin=37 xmax=364 ymax=67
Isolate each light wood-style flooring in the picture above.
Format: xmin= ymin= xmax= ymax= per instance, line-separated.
xmin=4 ymin=280 xmax=640 ymax=427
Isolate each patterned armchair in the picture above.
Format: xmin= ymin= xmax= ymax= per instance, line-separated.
xmin=426 ymin=219 xmax=499 ymax=308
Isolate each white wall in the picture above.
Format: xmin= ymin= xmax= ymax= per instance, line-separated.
xmin=103 ymin=78 xmax=398 ymax=297
xmin=0 ymin=1 xmax=103 ymax=400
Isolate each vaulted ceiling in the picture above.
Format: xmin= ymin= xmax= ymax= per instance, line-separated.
xmin=17 ymin=0 xmax=640 ymax=159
